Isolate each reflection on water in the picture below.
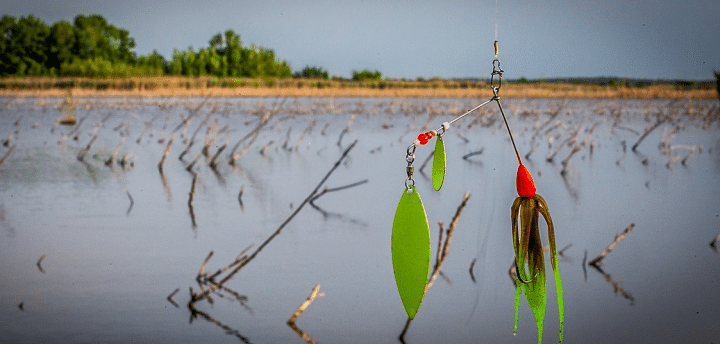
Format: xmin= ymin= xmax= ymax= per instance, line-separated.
xmin=0 ymin=97 xmax=719 ymax=343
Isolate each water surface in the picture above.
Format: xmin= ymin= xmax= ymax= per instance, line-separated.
xmin=1 ymin=97 xmax=718 ymax=343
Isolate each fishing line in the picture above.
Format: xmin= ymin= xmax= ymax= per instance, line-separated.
xmin=494 ymin=0 xmax=499 ymax=46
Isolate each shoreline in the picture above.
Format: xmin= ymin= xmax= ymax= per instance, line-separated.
xmin=0 ymin=76 xmax=715 ymax=99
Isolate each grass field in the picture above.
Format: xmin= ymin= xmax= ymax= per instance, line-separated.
xmin=0 ymin=76 xmax=716 ymax=99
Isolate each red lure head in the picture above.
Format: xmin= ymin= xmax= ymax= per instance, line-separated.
xmin=516 ymin=164 xmax=536 ymax=197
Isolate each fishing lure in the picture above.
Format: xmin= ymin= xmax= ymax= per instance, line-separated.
xmin=391 ymin=42 xmax=564 ymax=342
xmin=391 ymin=125 xmax=447 ymax=319
xmin=511 ymin=163 xmax=564 ymax=344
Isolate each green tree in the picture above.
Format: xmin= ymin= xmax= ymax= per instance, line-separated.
xmin=168 ymin=49 xmax=184 ymax=75
xmin=224 ymin=30 xmax=244 ymax=77
xmin=136 ymin=50 xmax=166 ymax=75
xmin=0 ymin=15 xmax=50 ymax=75
xmin=207 ymin=30 xmax=243 ymax=77
xmin=242 ymin=45 xmax=260 ymax=77
xmin=0 ymin=15 xmax=18 ymax=75
xmin=0 ymin=14 xmax=293 ymax=78
xmin=72 ymin=14 xmax=136 ymax=63
xmin=205 ymin=48 xmax=226 ymax=77
xmin=294 ymin=65 xmax=329 ymax=79
xmin=182 ymin=47 xmax=197 ymax=76
xmin=273 ymin=60 xmax=292 ymax=78
xmin=352 ymin=69 xmax=382 ymax=81
xmin=47 ymin=20 xmax=76 ymax=74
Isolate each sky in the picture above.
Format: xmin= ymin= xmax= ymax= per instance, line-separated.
xmin=2 ymin=0 xmax=719 ymax=80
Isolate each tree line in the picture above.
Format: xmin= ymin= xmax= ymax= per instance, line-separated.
xmin=0 ymin=14 xmax=299 ymax=78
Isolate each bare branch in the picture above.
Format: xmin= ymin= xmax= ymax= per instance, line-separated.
xmin=632 ymin=118 xmax=665 ymax=152
xmin=469 ymin=258 xmax=477 ymax=283
xmin=462 ymin=149 xmax=484 ymax=161
xmin=288 ymin=284 xmax=323 ymax=325
xmin=309 ymin=179 xmax=368 ymax=205
xmin=190 ymin=140 xmax=358 ymax=305
xmin=589 ymin=223 xmax=635 ymax=267
xmin=36 ymin=254 xmax=46 ymax=274
xmin=0 ymin=145 xmax=16 ymax=167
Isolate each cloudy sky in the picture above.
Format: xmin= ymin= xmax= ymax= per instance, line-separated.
xmin=2 ymin=0 xmax=719 ymax=80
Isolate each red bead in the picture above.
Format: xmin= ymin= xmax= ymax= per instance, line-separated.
xmin=417 ymin=133 xmax=429 ymax=145
xmin=516 ymin=164 xmax=536 ymax=197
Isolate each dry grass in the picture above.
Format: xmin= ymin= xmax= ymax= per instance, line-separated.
xmin=0 ymin=76 xmax=715 ymax=99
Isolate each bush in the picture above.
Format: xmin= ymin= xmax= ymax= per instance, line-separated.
xmin=294 ymin=66 xmax=329 ymax=79
xmin=60 ymin=57 xmax=162 ymax=77
xmin=352 ymin=69 xmax=382 ymax=81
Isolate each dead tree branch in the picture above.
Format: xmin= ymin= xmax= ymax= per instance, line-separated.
xmin=590 ymin=264 xmax=635 ymax=305
xmin=469 ymin=258 xmax=477 ymax=283
xmin=187 ymin=173 xmax=199 ymax=229
xmin=632 ymin=118 xmax=665 ymax=152
xmin=158 ymin=135 xmax=174 ymax=172
xmin=36 ymin=254 xmax=46 ymax=274
xmin=710 ymin=233 xmax=720 ymax=255
xmin=287 ymin=284 xmax=323 ymax=344
xmin=288 ymin=284 xmax=323 ymax=325
xmin=189 ymin=140 xmax=358 ymax=306
xmin=125 ymin=191 xmax=134 ymax=216
xmin=589 ymin=223 xmax=635 ymax=267
xmin=462 ymin=149 xmax=484 ymax=161
xmin=309 ymin=179 xmax=368 ymax=205
xmin=188 ymin=305 xmax=251 ymax=344
xmin=0 ymin=145 xmax=15 ymax=167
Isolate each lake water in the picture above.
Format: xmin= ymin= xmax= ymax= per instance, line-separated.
xmin=1 ymin=96 xmax=719 ymax=343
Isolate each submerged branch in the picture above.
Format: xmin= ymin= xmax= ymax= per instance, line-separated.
xmin=590 ymin=264 xmax=635 ymax=305
xmin=0 ymin=145 xmax=15 ymax=167
xmin=125 ymin=191 xmax=134 ymax=216
xmin=462 ymin=149 xmax=484 ymax=161
xmin=309 ymin=179 xmax=368 ymax=205
xmin=76 ymin=135 xmax=97 ymax=161
xmin=188 ymin=304 xmax=251 ymax=344
xmin=589 ymin=223 xmax=635 ymax=267
xmin=288 ymin=284 xmax=323 ymax=325
xmin=469 ymin=258 xmax=477 ymax=283
xmin=710 ymin=233 xmax=720 ymax=255
xmin=187 ymin=173 xmax=199 ymax=229
xmin=337 ymin=113 xmax=356 ymax=148
xmin=105 ymin=133 xmax=127 ymax=166
xmin=166 ymin=288 xmax=180 ymax=308
xmin=36 ymin=254 xmax=46 ymax=274
xmin=158 ymin=135 xmax=174 ymax=172
xmin=632 ymin=118 xmax=665 ymax=152
xmin=189 ymin=140 xmax=358 ymax=306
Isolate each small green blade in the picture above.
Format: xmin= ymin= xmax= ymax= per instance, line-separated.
xmin=391 ymin=185 xmax=431 ymax=319
xmin=432 ymin=136 xmax=446 ymax=191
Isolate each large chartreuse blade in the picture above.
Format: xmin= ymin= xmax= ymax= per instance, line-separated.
xmin=391 ymin=185 xmax=431 ymax=319
xmin=432 ymin=136 xmax=446 ymax=191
